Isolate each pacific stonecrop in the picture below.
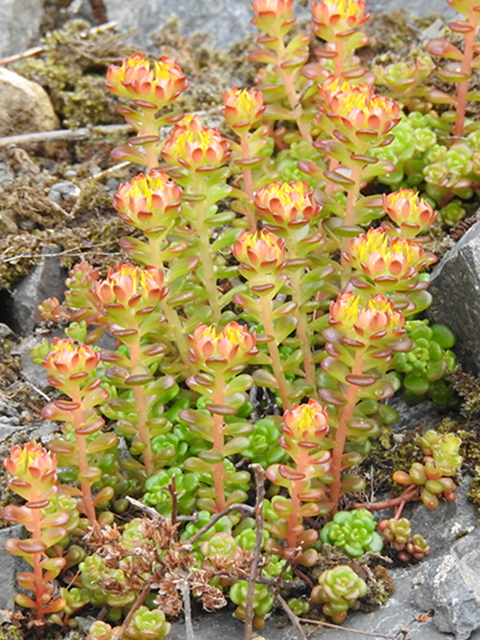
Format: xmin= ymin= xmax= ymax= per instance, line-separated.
xmin=3 ymin=0 xmax=472 ymax=633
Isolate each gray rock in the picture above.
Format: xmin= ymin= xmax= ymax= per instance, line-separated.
xmin=18 ymin=336 xmax=52 ymax=392
xmin=8 ymin=245 xmax=67 ymax=335
xmin=0 ymin=67 xmax=59 ymax=137
xmin=413 ymin=530 xmax=480 ymax=640
xmin=0 ymin=0 xmax=43 ymax=58
xmin=0 ymin=322 xmax=13 ymax=338
xmin=48 ymin=181 xmax=81 ymax=205
xmin=0 ymin=525 xmax=26 ymax=610
xmin=428 ymin=221 xmax=480 ymax=374
xmin=387 ymin=395 xmax=441 ymax=435
xmin=95 ymin=0 xmax=457 ymax=53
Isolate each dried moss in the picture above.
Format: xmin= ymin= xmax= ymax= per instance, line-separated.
xmin=14 ymin=21 xmax=136 ymax=128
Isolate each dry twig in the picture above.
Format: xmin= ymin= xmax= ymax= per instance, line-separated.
xmin=244 ymin=464 xmax=266 ymax=640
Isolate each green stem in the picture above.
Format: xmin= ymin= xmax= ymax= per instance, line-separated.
xmin=288 ymin=268 xmax=317 ymax=398
xmin=454 ymin=10 xmax=478 ymax=138
xmin=333 ymin=36 xmax=345 ymax=78
xmin=129 ymin=339 xmax=155 ymax=476
xmin=71 ymin=387 xmax=98 ymax=525
xmin=140 ymin=109 xmax=160 ymax=173
xmin=259 ymin=294 xmax=291 ymax=409
xmin=329 ymin=349 xmax=364 ymax=513
xmin=160 ymin=298 xmax=192 ymax=372
xmin=212 ymin=373 xmax=226 ymax=512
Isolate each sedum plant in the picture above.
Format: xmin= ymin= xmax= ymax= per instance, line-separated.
xmin=4 ymin=0 xmax=475 ymax=633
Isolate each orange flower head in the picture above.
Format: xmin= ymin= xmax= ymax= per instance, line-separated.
xmin=42 ymin=338 xmax=100 ymax=378
xmin=251 ymin=0 xmax=295 ymax=37
xmin=347 ymin=228 xmax=434 ymax=282
xmin=4 ymin=443 xmax=58 ymax=503
xmin=189 ymin=322 xmax=258 ymax=371
xmin=283 ymin=399 xmax=330 ymax=443
xmin=93 ymin=264 xmax=166 ymax=307
xmin=312 ymin=0 xmax=369 ymax=31
xmin=319 ymin=79 xmax=400 ymax=136
xmin=383 ymin=189 xmax=438 ymax=238
xmin=232 ymin=229 xmax=286 ymax=275
xmin=329 ymin=292 xmax=405 ymax=339
xmin=106 ymin=53 xmax=188 ymax=107
xmin=254 ymin=181 xmax=322 ymax=227
xmin=222 ymin=87 xmax=265 ymax=132
xmin=113 ymin=170 xmax=182 ymax=231
xmin=161 ymin=114 xmax=231 ymax=170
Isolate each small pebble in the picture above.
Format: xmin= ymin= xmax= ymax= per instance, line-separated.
xmin=47 ymin=181 xmax=81 ymax=204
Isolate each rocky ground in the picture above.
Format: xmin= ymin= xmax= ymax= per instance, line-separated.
xmin=1 ymin=1 xmax=480 ymax=640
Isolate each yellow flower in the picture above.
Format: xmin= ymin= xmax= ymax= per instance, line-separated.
xmin=188 ymin=322 xmax=258 ymax=371
xmin=232 ymin=230 xmax=286 ymax=275
xmin=222 ymin=87 xmax=265 ymax=132
xmin=162 ymin=115 xmax=231 ymax=170
xmin=4 ymin=443 xmax=58 ymax=503
xmin=106 ymin=53 xmax=188 ymax=107
xmin=329 ymin=292 xmax=405 ymax=338
xmin=318 ymin=79 xmax=400 ymax=137
xmin=283 ymin=400 xmax=330 ymax=443
xmin=383 ymin=189 xmax=438 ymax=238
xmin=93 ymin=264 xmax=166 ymax=306
xmin=113 ymin=170 xmax=182 ymax=231
xmin=42 ymin=338 xmax=99 ymax=378
xmin=312 ymin=0 xmax=369 ymax=37
xmin=254 ymin=181 xmax=321 ymax=227
xmin=346 ymin=228 xmax=435 ymax=282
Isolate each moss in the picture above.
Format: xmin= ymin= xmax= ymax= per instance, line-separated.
xmin=14 ymin=21 xmax=136 ymax=128
xmin=0 ymin=624 xmax=24 ymax=640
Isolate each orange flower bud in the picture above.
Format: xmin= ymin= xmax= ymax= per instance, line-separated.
xmin=232 ymin=230 xmax=286 ymax=275
xmin=251 ymin=0 xmax=295 ymax=36
xmin=188 ymin=322 xmax=258 ymax=372
xmin=383 ymin=189 xmax=438 ymax=238
xmin=93 ymin=264 xmax=167 ymax=307
xmin=161 ymin=114 xmax=231 ymax=170
xmin=4 ymin=443 xmax=58 ymax=503
xmin=222 ymin=87 xmax=265 ymax=132
xmin=113 ymin=170 xmax=182 ymax=231
xmin=106 ymin=53 xmax=188 ymax=107
xmin=346 ymin=228 xmax=436 ymax=282
xmin=254 ymin=181 xmax=321 ymax=228
xmin=283 ymin=399 xmax=330 ymax=443
xmin=42 ymin=338 xmax=100 ymax=379
xmin=329 ymin=292 xmax=405 ymax=339
xmin=312 ymin=0 xmax=369 ymax=33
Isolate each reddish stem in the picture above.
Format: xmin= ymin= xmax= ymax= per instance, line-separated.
xmin=287 ymin=447 xmax=310 ymax=549
xmin=351 ymin=484 xmax=419 ymax=512
xmin=31 ymin=507 xmax=46 ymax=620
xmin=454 ymin=9 xmax=478 ymax=139
xmin=333 ymin=36 xmax=345 ymax=78
xmin=329 ymin=349 xmax=364 ymax=513
xmin=140 ymin=109 xmax=160 ymax=173
xmin=239 ymin=132 xmax=257 ymax=232
xmin=71 ymin=386 xmax=98 ymax=524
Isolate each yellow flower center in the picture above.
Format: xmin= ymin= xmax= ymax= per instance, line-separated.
xmin=322 ymin=0 xmax=362 ymax=18
xmin=386 ymin=188 xmax=426 ymax=213
xmin=199 ymin=324 xmax=246 ymax=349
xmin=126 ymin=173 xmax=170 ymax=199
xmin=262 ymin=182 xmax=311 ymax=208
xmin=153 ymin=60 xmax=177 ymax=81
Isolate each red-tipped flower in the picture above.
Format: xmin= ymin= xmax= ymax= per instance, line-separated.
xmin=113 ymin=170 xmax=182 ymax=231
xmin=329 ymin=292 xmax=405 ymax=339
xmin=161 ymin=114 xmax=231 ymax=170
xmin=232 ymin=229 xmax=286 ymax=275
xmin=222 ymin=87 xmax=265 ymax=133
xmin=254 ymin=181 xmax=321 ymax=228
xmin=188 ymin=322 xmax=258 ymax=372
xmin=42 ymin=338 xmax=100 ymax=380
xmin=312 ymin=0 xmax=369 ymax=33
xmin=283 ymin=399 xmax=330 ymax=444
xmin=251 ymin=0 xmax=295 ymax=37
xmin=4 ymin=443 xmax=58 ymax=504
xmin=106 ymin=53 xmax=188 ymax=107
xmin=93 ymin=264 xmax=167 ymax=306
xmin=383 ymin=189 xmax=438 ymax=238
